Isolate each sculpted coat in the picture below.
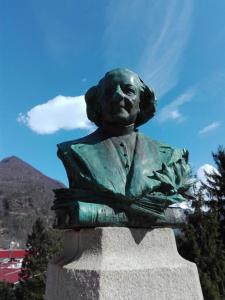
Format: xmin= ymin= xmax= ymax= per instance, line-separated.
xmin=55 ymin=130 xmax=191 ymax=227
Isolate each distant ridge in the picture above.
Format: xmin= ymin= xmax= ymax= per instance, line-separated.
xmin=0 ymin=156 xmax=63 ymax=185
xmin=0 ymin=156 xmax=65 ymax=248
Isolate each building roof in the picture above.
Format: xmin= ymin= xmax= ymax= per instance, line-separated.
xmin=0 ymin=250 xmax=26 ymax=259
xmin=0 ymin=250 xmax=26 ymax=284
xmin=0 ymin=262 xmax=22 ymax=284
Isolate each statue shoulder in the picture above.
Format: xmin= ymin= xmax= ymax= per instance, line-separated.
xmin=138 ymin=133 xmax=189 ymax=164
xmin=57 ymin=129 xmax=102 ymax=153
xmin=158 ymin=142 xmax=189 ymax=164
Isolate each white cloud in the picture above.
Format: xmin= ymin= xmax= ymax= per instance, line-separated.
xmin=17 ymin=95 xmax=94 ymax=134
xmin=199 ymin=121 xmax=221 ymax=135
xmin=197 ymin=164 xmax=218 ymax=185
xmin=139 ymin=1 xmax=194 ymax=97
xmin=103 ymin=1 xmax=194 ymax=97
xmin=157 ymin=89 xmax=194 ymax=123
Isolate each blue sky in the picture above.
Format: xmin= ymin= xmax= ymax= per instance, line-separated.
xmin=0 ymin=0 xmax=225 ymax=185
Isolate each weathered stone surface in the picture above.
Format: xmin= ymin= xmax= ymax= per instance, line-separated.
xmin=45 ymin=227 xmax=203 ymax=300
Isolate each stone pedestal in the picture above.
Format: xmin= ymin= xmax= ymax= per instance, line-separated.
xmin=45 ymin=227 xmax=203 ymax=300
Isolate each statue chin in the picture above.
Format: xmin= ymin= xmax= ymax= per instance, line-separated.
xmin=103 ymin=115 xmax=136 ymax=126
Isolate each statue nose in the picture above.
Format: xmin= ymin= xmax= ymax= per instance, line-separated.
xmin=112 ymin=86 xmax=124 ymax=102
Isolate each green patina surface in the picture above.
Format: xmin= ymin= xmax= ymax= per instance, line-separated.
xmin=52 ymin=68 xmax=194 ymax=229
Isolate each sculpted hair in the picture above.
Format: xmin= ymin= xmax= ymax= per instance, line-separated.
xmin=85 ymin=70 xmax=157 ymax=128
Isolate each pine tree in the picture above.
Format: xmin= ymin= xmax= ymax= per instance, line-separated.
xmin=204 ymin=146 xmax=225 ymax=245
xmin=204 ymin=146 xmax=225 ymax=200
xmin=178 ymin=189 xmax=225 ymax=300
xmin=16 ymin=218 xmax=62 ymax=300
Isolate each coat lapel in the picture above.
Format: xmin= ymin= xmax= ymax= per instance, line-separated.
xmin=70 ymin=137 xmax=127 ymax=195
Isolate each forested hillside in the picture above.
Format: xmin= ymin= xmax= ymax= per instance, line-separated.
xmin=0 ymin=156 xmax=65 ymax=248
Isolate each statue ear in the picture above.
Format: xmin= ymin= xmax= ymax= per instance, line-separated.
xmin=141 ymin=85 xmax=157 ymax=113
xmin=85 ymin=86 xmax=101 ymax=126
xmin=135 ymin=77 xmax=157 ymax=127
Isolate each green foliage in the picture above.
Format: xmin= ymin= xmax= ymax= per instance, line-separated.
xmin=178 ymin=192 xmax=225 ymax=299
xmin=204 ymin=146 xmax=225 ymax=201
xmin=15 ymin=218 xmax=62 ymax=300
xmin=0 ymin=282 xmax=16 ymax=300
xmin=204 ymin=146 xmax=225 ymax=245
xmin=178 ymin=146 xmax=225 ymax=300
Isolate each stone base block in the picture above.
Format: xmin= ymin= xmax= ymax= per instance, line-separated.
xmin=45 ymin=227 xmax=203 ymax=300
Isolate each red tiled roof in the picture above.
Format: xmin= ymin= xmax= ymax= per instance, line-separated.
xmin=0 ymin=250 xmax=25 ymax=284
xmin=0 ymin=261 xmax=23 ymax=284
xmin=0 ymin=266 xmax=21 ymax=284
xmin=0 ymin=250 xmax=26 ymax=259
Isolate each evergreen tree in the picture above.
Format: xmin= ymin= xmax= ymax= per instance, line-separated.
xmin=0 ymin=282 xmax=16 ymax=300
xmin=178 ymin=189 xmax=225 ymax=300
xmin=204 ymin=146 xmax=225 ymax=200
xmin=16 ymin=218 xmax=62 ymax=300
xmin=204 ymin=146 xmax=225 ymax=245
xmin=178 ymin=146 xmax=225 ymax=299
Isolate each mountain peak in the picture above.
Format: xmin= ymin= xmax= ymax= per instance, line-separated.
xmin=0 ymin=155 xmax=64 ymax=187
xmin=1 ymin=155 xmax=25 ymax=164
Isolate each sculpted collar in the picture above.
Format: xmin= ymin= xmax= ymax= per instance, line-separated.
xmin=99 ymin=123 xmax=137 ymax=137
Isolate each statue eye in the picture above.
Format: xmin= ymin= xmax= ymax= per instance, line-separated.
xmin=123 ymin=85 xmax=136 ymax=95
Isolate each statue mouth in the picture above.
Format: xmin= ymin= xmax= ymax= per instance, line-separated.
xmin=111 ymin=105 xmax=127 ymax=114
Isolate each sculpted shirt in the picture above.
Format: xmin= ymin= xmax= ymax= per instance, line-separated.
xmin=109 ymin=131 xmax=137 ymax=177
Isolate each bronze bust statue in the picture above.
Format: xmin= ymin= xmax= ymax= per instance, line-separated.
xmin=53 ymin=68 xmax=193 ymax=228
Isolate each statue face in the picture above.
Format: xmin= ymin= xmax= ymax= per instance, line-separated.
xmin=98 ymin=70 xmax=141 ymax=126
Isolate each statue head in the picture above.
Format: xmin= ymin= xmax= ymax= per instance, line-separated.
xmin=85 ymin=68 xmax=156 ymax=128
